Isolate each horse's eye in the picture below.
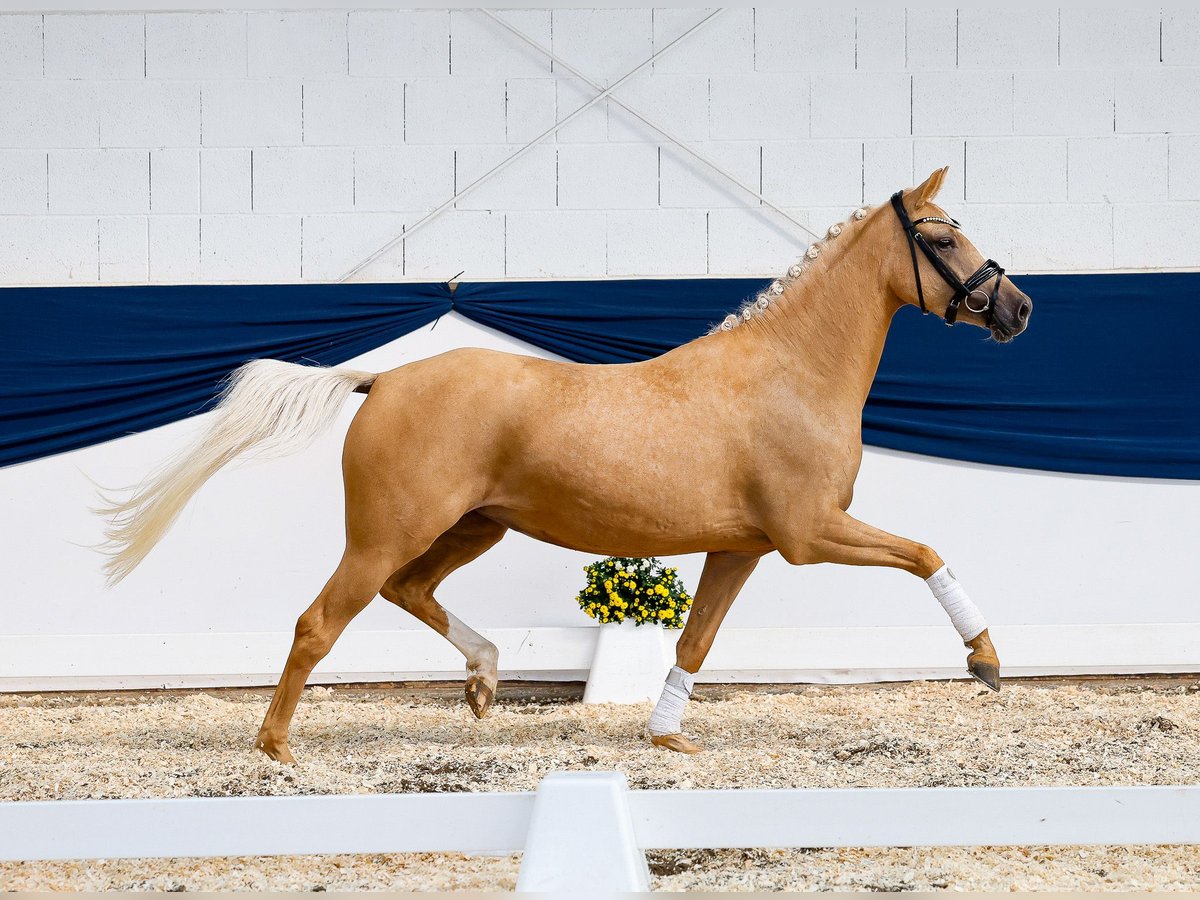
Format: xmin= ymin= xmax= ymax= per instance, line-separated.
xmin=936 ymin=237 xmax=955 ymax=251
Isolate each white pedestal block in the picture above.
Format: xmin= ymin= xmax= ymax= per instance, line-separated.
xmin=515 ymin=771 xmax=650 ymax=893
xmin=582 ymin=619 xmax=672 ymax=705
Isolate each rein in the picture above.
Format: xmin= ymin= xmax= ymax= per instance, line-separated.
xmin=890 ymin=191 xmax=1004 ymax=326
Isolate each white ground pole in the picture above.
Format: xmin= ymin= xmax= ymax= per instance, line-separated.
xmin=4 ymin=775 xmax=1200 ymax=892
xmin=479 ymin=8 xmax=822 ymax=242
xmin=337 ymin=9 xmax=727 ymax=283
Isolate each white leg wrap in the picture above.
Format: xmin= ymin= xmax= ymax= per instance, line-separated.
xmin=648 ymin=665 xmax=695 ymax=736
xmin=926 ymin=564 xmax=987 ymax=642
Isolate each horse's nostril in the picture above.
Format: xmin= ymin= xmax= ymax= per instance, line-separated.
xmin=1017 ymin=299 xmax=1032 ymax=322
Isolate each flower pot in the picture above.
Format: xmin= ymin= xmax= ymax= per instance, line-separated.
xmin=582 ymin=618 xmax=672 ymax=704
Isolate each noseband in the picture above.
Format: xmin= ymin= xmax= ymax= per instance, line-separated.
xmin=890 ymin=191 xmax=1004 ymax=326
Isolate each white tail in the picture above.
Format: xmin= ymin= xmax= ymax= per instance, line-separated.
xmin=97 ymin=359 xmax=376 ymax=586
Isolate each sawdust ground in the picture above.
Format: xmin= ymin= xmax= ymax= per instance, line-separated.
xmin=2 ymin=678 xmax=1199 ymax=891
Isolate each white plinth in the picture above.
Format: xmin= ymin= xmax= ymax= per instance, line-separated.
xmin=582 ymin=618 xmax=672 ymax=705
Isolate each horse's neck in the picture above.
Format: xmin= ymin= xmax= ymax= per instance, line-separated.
xmin=752 ymin=231 xmax=898 ymax=412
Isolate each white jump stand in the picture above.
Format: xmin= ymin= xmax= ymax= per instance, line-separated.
xmin=582 ymin=619 xmax=673 ymax=705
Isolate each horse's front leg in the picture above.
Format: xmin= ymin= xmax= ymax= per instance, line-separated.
xmin=648 ymin=551 xmax=762 ymax=754
xmin=804 ymin=511 xmax=1000 ymax=691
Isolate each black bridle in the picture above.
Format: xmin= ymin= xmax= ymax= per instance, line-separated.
xmin=890 ymin=191 xmax=1004 ymax=326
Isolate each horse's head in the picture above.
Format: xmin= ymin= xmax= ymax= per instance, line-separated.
xmin=886 ymin=167 xmax=1032 ymax=343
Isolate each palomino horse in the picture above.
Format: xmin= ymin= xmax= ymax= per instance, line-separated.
xmin=101 ymin=168 xmax=1032 ymax=762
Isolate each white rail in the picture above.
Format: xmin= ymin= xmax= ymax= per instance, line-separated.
xmin=3 ymin=774 xmax=1200 ymax=892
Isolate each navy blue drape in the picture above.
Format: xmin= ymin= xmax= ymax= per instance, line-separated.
xmin=1 ymin=274 xmax=1197 ymax=477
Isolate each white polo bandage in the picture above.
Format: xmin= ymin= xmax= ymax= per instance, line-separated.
xmin=926 ymin=564 xmax=987 ymax=642
xmin=648 ymin=665 xmax=695 ymax=736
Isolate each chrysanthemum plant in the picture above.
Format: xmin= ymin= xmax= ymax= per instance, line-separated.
xmin=577 ymin=557 xmax=693 ymax=629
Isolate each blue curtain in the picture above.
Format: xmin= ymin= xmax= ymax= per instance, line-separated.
xmin=1 ymin=275 xmax=1197 ymax=478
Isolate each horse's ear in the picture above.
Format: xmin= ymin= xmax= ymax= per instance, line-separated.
xmin=907 ymin=166 xmax=950 ymax=208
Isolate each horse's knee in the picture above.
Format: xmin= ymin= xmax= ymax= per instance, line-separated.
xmin=911 ymin=543 xmax=943 ymax=578
xmin=292 ymin=610 xmax=335 ymax=664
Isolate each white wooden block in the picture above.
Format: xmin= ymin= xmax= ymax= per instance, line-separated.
xmin=709 ymin=74 xmax=808 ymax=141
xmin=301 ymin=213 xmax=406 ymax=282
xmin=0 ymin=216 xmax=96 ymax=284
xmin=903 ymin=7 xmax=957 ymax=70
xmin=1162 ymin=8 xmax=1200 ymax=66
xmin=450 ymin=9 xmax=549 ymax=77
xmin=353 ymin=146 xmax=454 ymax=212
xmin=755 ymin=8 xmax=855 ymax=72
xmin=302 ymin=80 xmax=404 ymax=147
xmin=0 ymin=151 xmax=47 ymax=215
xmin=1060 ymin=7 xmax=1161 ymax=67
xmin=811 ymin=73 xmax=910 ymax=139
xmin=762 ymin=140 xmax=862 ymax=206
xmin=247 ymin=11 xmax=347 ymax=78
xmin=1168 ymin=136 xmax=1200 ymax=200
xmin=149 ymin=216 xmax=200 ymax=283
xmin=913 ymin=139 xmax=966 ymax=205
xmin=0 ymin=83 xmax=97 ymax=149
xmin=914 ymin=72 xmax=1012 ymax=136
xmin=1117 ymin=71 xmax=1200 ymax=133
xmin=151 ymin=149 xmax=199 ymax=214
xmin=707 ymin=207 xmax=803 ymax=276
xmin=505 ymin=210 xmax=606 ymax=277
xmin=555 ymin=77 xmax=608 ymax=143
xmin=1114 ymin=204 xmax=1200 ymax=269
xmin=0 ymin=15 xmax=43 ymax=79
xmin=608 ymin=75 xmax=708 ymax=143
xmin=957 ymin=7 xmax=1058 ymax=69
xmin=551 ymin=9 xmax=653 ymax=80
xmin=1068 ymin=136 xmax=1168 ymax=202
xmin=99 ymin=217 xmax=148 ymax=283
xmin=455 ymin=145 xmax=556 ymax=211
xmin=659 ymin=141 xmax=761 ymax=209
xmin=349 ymin=10 xmax=448 ymax=77
xmin=854 ymin=7 xmax=906 ymax=71
xmin=652 ymin=8 xmax=753 ymax=75
xmin=607 ymin=209 xmax=707 ymax=276
xmin=863 ymin=140 xmax=914 ymax=206
xmin=966 ymin=138 xmax=1067 ymax=203
xmin=201 ymin=215 xmax=301 ymax=282
xmin=44 ymin=13 xmax=143 ymax=80
xmin=557 ymin=143 xmax=658 ymax=210
xmin=49 ymin=150 xmax=149 ymax=215
xmin=405 ymin=77 xmax=507 ymax=145
xmin=516 ymin=772 xmax=648 ymax=893
xmin=100 ymin=82 xmax=201 ymax=149
xmin=506 ymin=78 xmax=556 ymax=144
xmin=146 ymin=12 xmax=246 ymax=79
xmin=201 ymin=81 xmax=302 ymax=148
xmin=252 ymin=148 xmax=354 ymax=214
xmin=200 ymin=149 xmax=251 ymax=213
xmin=1015 ymin=71 xmax=1115 ymax=136
xmin=403 ymin=210 xmax=504 ymax=279
xmin=582 ymin=620 xmax=670 ymax=704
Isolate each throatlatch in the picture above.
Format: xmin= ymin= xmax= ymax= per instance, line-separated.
xmin=890 ymin=191 xmax=1005 ymax=326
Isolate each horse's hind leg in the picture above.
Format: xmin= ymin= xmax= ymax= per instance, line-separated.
xmin=256 ymin=548 xmax=403 ymax=764
xmin=379 ymin=512 xmax=508 ymax=718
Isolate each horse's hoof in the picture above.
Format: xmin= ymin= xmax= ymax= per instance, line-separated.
xmin=256 ymin=736 xmax=297 ymax=765
xmin=965 ymin=629 xmax=1001 ymax=692
xmin=650 ymin=733 xmax=704 ymax=754
xmin=465 ymin=675 xmax=495 ymax=719
xmin=968 ymin=660 xmax=1001 ymax=692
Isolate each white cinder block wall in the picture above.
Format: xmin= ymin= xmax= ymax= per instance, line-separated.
xmin=1 ymin=6 xmax=1198 ymax=285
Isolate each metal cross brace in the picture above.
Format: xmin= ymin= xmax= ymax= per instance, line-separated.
xmin=481 ymin=8 xmax=821 ymax=242
xmin=338 ymin=9 xmax=726 ymax=283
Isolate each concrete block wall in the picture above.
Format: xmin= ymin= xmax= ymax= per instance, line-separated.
xmin=0 ymin=7 xmax=1198 ymax=284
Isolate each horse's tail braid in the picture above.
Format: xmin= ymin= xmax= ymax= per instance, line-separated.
xmin=96 ymin=359 xmax=376 ymax=586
